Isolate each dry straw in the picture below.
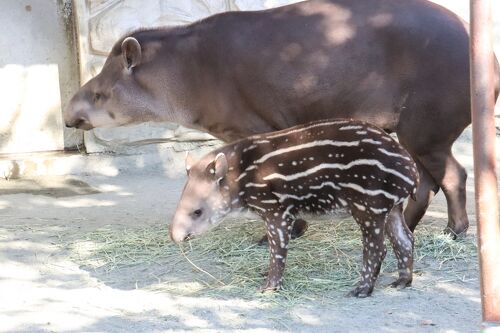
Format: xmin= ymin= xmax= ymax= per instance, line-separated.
xmin=65 ymin=215 xmax=478 ymax=304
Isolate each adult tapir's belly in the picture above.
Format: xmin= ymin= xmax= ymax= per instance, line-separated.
xmin=201 ymin=0 xmax=473 ymax=148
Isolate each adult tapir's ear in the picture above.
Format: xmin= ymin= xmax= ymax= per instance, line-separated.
xmin=185 ymin=152 xmax=195 ymax=175
xmin=206 ymin=153 xmax=228 ymax=181
xmin=121 ymin=37 xmax=142 ymax=70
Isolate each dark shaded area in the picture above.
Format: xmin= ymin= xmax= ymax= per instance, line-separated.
xmin=0 ymin=178 xmax=100 ymax=197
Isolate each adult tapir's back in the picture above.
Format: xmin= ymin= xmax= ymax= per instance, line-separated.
xmin=65 ymin=0 xmax=476 ymax=147
xmin=196 ymin=0 xmax=473 ymax=146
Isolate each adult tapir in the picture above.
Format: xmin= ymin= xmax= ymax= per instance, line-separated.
xmin=65 ymin=0 xmax=500 ymax=239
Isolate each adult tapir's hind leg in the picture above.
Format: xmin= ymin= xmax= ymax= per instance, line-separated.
xmin=385 ymin=203 xmax=414 ymax=288
xmin=398 ymin=124 xmax=469 ymax=238
xmin=404 ymin=160 xmax=440 ymax=232
xmin=417 ymin=149 xmax=469 ymax=237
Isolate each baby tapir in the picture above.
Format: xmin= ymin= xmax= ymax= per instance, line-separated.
xmin=170 ymin=118 xmax=419 ymax=297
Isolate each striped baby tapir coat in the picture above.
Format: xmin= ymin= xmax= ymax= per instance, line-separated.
xmin=170 ymin=118 xmax=419 ymax=297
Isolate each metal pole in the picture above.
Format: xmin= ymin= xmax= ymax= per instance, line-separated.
xmin=470 ymin=0 xmax=500 ymax=327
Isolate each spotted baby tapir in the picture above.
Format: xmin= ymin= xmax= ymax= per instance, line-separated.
xmin=170 ymin=119 xmax=419 ymax=297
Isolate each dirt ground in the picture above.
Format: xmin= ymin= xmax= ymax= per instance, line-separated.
xmin=0 ymin=127 xmax=493 ymax=333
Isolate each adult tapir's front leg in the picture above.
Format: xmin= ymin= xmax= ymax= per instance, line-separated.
xmin=260 ymin=211 xmax=295 ymax=292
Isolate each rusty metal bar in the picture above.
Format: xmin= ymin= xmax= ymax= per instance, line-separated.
xmin=470 ymin=0 xmax=500 ymax=327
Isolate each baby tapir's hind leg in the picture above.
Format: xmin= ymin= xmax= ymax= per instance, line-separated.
xmin=384 ymin=203 xmax=414 ymax=289
xmin=260 ymin=212 xmax=295 ymax=292
xmin=348 ymin=210 xmax=387 ymax=298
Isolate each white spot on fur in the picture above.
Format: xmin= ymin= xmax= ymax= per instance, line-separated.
xmin=370 ymin=207 xmax=386 ymax=215
xmin=339 ymin=125 xmax=363 ymax=131
xmin=354 ymin=203 xmax=366 ymax=211
xmin=247 ymin=203 xmax=266 ymax=212
xmin=245 ymin=183 xmax=268 ymax=188
xmin=261 ymin=199 xmax=278 ymax=204
xmin=273 ymin=192 xmax=317 ymax=203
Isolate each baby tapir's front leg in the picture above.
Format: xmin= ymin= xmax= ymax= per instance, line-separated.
xmin=260 ymin=209 xmax=295 ymax=292
xmin=257 ymin=218 xmax=308 ymax=246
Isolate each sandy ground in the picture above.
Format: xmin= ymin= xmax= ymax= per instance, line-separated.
xmin=0 ymin=127 xmax=493 ymax=333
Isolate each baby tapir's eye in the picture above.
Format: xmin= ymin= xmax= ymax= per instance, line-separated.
xmin=192 ymin=209 xmax=203 ymax=218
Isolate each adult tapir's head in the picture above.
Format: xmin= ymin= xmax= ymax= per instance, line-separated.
xmin=170 ymin=152 xmax=232 ymax=243
xmin=64 ymin=29 xmax=191 ymax=130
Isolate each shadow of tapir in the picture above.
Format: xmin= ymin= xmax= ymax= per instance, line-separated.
xmin=170 ymin=119 xmax=419 ymax=297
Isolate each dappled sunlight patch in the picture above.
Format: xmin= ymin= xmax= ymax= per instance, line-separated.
xmin=94 ymin=183 xmax=133 ymax=197
xmin=0 ymin=261 xmax=41 ymax=280
xmin=54 ymin=198 xmax=116 ymax=208
xmin=19 ymin=196 xmax=116 ymax=209
xmin=94 ymin=184 xmax=123 ymax=192
xmin=60 ymin=218 xmax=479 ymax=306
xmin=423 ymin=210 xmax=448 ymax=220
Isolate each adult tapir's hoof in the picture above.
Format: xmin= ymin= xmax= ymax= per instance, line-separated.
xmin=443 ymin=224 xmax=469 ymax=240
xmin=258 ymin=219 xmax=308 ymax=246
xmin=346 ymin=284 xmax=374 ymax=298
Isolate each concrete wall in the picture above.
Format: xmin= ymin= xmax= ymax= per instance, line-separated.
xmin=0 ymin=0 xmax=83 ymax=155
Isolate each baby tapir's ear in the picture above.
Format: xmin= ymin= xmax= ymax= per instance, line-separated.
xmin=185 ymin=152 xmax=195 ymax=175
xmin=206 ymin=153 xmax=228 ymax=181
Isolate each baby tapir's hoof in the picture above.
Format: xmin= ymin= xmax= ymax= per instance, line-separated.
xmin=347 ymin=284 xmax=374 ymax=298
xmin=259 ymin=280 xmax=283 ymax=293
xmin=258 ymin=219 xmax=308 ymax=246
xmin=389 ymin=276 xmax=412 ymax=289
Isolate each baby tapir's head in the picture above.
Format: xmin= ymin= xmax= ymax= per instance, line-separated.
xmin=170 ymin=152 xmax=231 ymax=243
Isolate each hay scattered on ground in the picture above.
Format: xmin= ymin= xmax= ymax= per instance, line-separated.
xmin=63 ymin=216 xmax=478 ymax=303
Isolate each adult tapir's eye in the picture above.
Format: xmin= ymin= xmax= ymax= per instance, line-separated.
xmin=192 ymin=209 xmax=203 ymax=218
xmin=93 ymin=93 xmax=102 ymax=102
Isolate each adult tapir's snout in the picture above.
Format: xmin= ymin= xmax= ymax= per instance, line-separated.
xmin=64 ymin=90 xmax=95 ymax=130
xmin=64 ymin=108 xmax=92 ymax=130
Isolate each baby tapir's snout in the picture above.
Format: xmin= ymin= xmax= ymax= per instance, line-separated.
xmin=170 ymin=153 xmax=231 ymax=243
xmin=170 ymin=119 xmax=419 ymax=297
xmin=169 ymin=213 xmax=194 ymax=243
